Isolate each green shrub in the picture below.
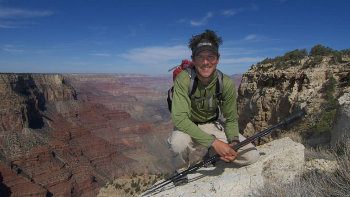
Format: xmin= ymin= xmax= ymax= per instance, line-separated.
xmin=309 ymin=44 xmax=333 ymax=57
xmin=256 ymin=45 xmax=347 ymax=71
xmin=259 ymin=57 xmax=275 ymax=65
xmin=304 ymin=56 xmax=323 ymax=68
xmin=325 ymin=76 xmax=337 ymax=100
xmin=115 ymin=183 xmax=122 ymax=190
xmin=330 ymin=50 xmax=344 ymax=64
xmin=341 ymin=49 xmax=350 ymax=55
xmin=314 ymin=76 xmax=339 ymax=133
xmin=315 ymin=109 xmax=337 ymax=133
xmin=131 ymin=172 xmax=136 ymax=178
xmin=344 ymin=73 xmax=350 ymax=87
xmin=131 ymin=180 xmax=138 ymax=188
xmin=284 ymin=49 xmax=308 ymax=60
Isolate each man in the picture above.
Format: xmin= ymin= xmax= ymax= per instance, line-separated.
xmin=168 ymin=30 xmax=259 ymax=184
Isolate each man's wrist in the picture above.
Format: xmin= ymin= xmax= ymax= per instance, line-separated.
xmin=209 ymin=134 xmax=217 ymax=147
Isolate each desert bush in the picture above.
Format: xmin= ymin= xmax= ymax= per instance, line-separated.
xmin=124 ymin=188 xmax=130 ymax=193
xmin=306 ymin=76 xmax=338 ymax=134
xmin=131 ymin=180 xmax=137 ymax=188
xmin=315 ymin=109 xmax=337 ymax=133
xmin=303 ymin=56 xmax=323 ymax=68
xmin=256 ymin=49 xmax=306 ymax=70
xmin=329 ymin=50 xmax=344 ymax=64
xmin=324 ymin=76 xmax=337 ymax=99
xmin=131 ymin=172 xmax=136 ymax=178
xmin=114 ymin=183 xmax=122 ymax=190
xmin=341 ymin=49 xmax=350 ymax=55
xmin=284 ymin=49 xmax=308 ymax=60
xmin=309 ymin=44 xmax=333 ymax=57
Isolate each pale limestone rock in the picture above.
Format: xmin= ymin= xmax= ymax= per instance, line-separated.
xmin=304 ymin=159 xmax=338 ymax=173
xmin=143 ymin=137 xmax=304 ymax=197
xmin=237 ymin=56 xmax=350 ymax=143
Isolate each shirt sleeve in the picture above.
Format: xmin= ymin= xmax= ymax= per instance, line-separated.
xmin=222 ymin=75 xmax=239 ymax=141
xmin=171 ymin=72 xmax=215 ymax=147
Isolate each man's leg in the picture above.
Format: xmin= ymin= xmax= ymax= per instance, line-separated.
xmin=233 ymin=134 xmax=260 ymax=166
xmin=198 ymin=121 xmax=260 ymax=166
xmin=167 ymin=129 xmax=194 ymax=168
xmin=168 ymin=129 xmax=209 ymax=168
xmin=167 ymin=129 xmax=201 ymax=186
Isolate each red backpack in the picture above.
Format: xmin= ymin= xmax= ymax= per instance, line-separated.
xmin=167 ymin=59 xmax=223 ymax=114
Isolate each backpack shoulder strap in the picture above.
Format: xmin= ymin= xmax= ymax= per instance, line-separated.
xmin=186 ymin=67 xmax=198 ymax=97
xmin=216 ymin=69 xmax=223 ymax=96
xmin=215 ymin=69 xmax=224 ymax=119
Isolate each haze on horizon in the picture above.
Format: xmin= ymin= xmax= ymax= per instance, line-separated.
xmin=0 ymin=0 xmax=349 ymax=75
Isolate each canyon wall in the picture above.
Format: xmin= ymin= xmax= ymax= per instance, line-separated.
xmin=0 ymin=73 xmax=174 ymax=196
xmin=237 ymin=55 xmax=350 ymax=144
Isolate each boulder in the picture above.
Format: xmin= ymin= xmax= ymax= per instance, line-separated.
xmin=143 ymin=137 xmax=304 ymax=197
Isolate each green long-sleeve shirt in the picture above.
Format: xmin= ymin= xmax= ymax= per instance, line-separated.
xmin=171 ymin=69 xmax=239 ymax=147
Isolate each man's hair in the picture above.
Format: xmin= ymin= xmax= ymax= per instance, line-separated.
xmin=189 ymin=29 xmax=223 ymax=53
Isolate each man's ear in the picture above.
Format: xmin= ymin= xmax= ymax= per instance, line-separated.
xmin=217 ymin=53 xmax=220 ymax=63
xmin=191 ymin=55 xmax=194 ymax=61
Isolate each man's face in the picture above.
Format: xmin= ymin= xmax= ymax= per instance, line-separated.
xmin=192 ymin=50 xmax=219 ymax=82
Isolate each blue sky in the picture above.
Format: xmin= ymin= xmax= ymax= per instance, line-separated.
xmin=0 ymin=0 xmax=349 ymax=75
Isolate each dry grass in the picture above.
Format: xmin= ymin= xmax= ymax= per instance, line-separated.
xmin=278 ymin=130 xmax=304 ymax=144
xmin=257 ymin=137 xmax=350 ymax=197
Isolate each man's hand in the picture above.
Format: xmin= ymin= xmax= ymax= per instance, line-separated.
xmin=211 ymin=139 xmax=237 ymax=162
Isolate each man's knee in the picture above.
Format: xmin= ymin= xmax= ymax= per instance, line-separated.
xmin=235 ymin=146 xmax=260 ymax=166
xmin=168 ymin=130 xmax=193 ymax=155
xmin=242 ymin=147 xmax=260 ymax=164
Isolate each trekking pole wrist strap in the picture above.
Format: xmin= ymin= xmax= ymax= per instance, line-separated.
xmin=209 ymin=134 xmax=216 ymax=147
xmin=228 ymin=136 xmax=240 ymax=144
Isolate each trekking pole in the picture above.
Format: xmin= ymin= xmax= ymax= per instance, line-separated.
xmin=142 ymin=108 xmax=306 ymax=196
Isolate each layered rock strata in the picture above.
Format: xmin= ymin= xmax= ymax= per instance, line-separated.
xmin=0 ymin=73 xmax=173 ymax=196
xmin=237 ymin=56 xmax=350 ymax=143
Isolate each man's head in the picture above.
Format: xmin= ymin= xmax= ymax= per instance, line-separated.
xmin=189 ymin=29 xmax=222 ymax=58
xmin=189 ymin=30 xmax=222 ymax=84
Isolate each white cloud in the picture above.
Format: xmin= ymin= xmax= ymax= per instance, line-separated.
xmin=244 ymin=34 xmax=257 ymax=41
xmin=2 ymin=45 xmax=24 ymax=53
xmin=190 ymin=12 xmax=213 ymax=27
xmin=0 ymin=22 xmax=16 ymax=28
xmin=220 ymin=57 xmax=263 ymax=64
xmin=91 ymin=53 xmax=111 ymax=57
xmin=0 ymin=6 xmax=53 ymax=28
xmin=222 ymin=9 xmax=237 ymax=17
xmin=119 ymin=45 xmax=190 ymax=65
xmin=221 ymin=47 xmax=261 ymax=56
xmin=0 ymin=7 xmax=53 ymax=19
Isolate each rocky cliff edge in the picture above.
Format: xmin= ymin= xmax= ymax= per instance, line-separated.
xmin=141 ymin=138 xmax=307 ymax=197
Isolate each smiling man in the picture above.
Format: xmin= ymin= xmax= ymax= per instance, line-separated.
xmin=168 ymin=29 xmax=259 ymax=185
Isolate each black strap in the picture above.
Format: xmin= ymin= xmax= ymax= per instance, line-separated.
xmin=187 ymin=68 xmax=224 ymax=120
xmin=186 ymin=67 xmax=197 ymax=96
